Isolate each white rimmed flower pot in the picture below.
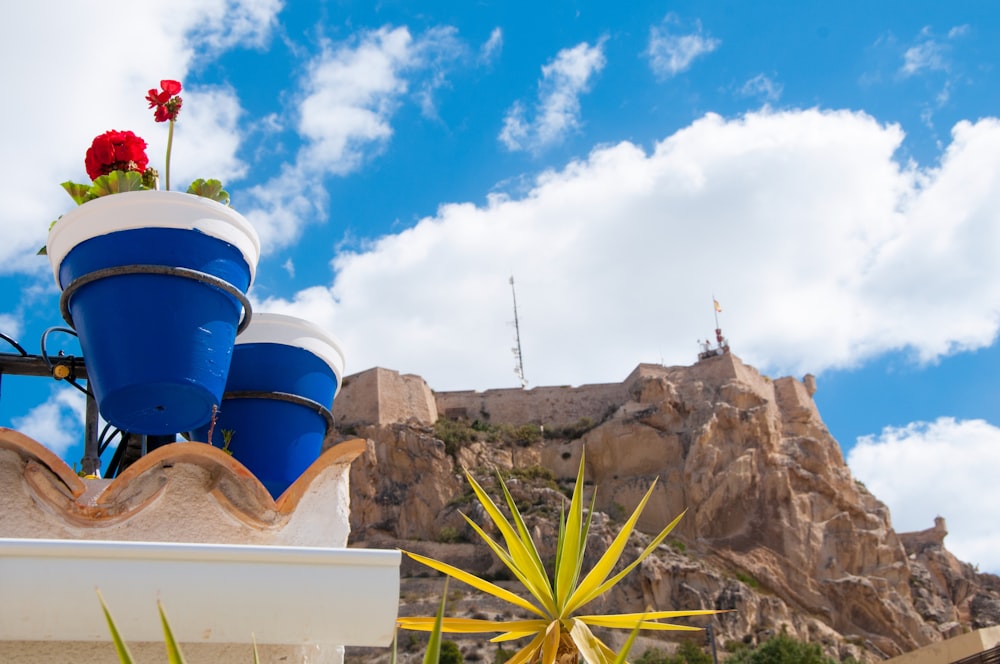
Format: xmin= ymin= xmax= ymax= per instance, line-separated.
xmin=47 ymin=190 xmax=260 ymax=436
xmin=194 ymin=313 xmax=346 ymax=497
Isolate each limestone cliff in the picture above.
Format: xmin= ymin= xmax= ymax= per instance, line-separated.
xmin=338 ymin=354 xmax=999 ymax=662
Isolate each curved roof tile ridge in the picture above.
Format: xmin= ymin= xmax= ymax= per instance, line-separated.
xmin=0 ymin=428 xmax=366 ymax=547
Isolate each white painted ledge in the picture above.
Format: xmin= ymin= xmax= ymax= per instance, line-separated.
xmin=0 ymin=538 xmax=400 ymax=646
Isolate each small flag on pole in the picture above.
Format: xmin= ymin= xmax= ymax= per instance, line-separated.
xmin=713 ymin=299 xmax=722 ymax=313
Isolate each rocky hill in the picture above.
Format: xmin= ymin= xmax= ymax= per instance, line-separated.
xmin=336 ymin=353 xmax=1000 ymax=662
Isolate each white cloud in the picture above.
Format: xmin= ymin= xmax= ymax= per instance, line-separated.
xmin=298 ymin=27 xmax=414 ymax=169
xmin=499 ymin=40 xmax=607 ymax=152
xmin=0 ymin=1 xmax=280 ymax=273
xmin=901 ymin=40 xmax=948 ymax=77
xmin=647 ymin=14 xmax=720 ymax=79
xmin=899 ymin=24 xmax=970 ymax=78
xmin=167 ymin=86 xmax=249 ymax=187
xmin=739 ymin=74 xmax=783 ymax=102
xmin=256 ymin=109 xmax=1000 ymax=395
xmin=413 ymin=26 xmax=468 ymax=119
xmin=0 ymin=313 xmax=23 ymax=342
xmin=848 ymin=417 xmax=1000 ymax=573
xmin=243 ymin=25 xmax=465 ymax=249
xmin=12 ymin=387 xmax=87 ymax=458
xmin=480 ymin=27 xmax=503 ymax=64
xmin=947 ymin=25 xmax=970 ymax=39
xmin=185 ymin=0 xmax=283 ymax=53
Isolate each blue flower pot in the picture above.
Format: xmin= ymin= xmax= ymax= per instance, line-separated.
xmin=192 ymin=314 xmax=345 ymax=498
xmin=47 ymin=191 xmax=260 ymax=435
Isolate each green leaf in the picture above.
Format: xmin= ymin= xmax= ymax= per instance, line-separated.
xmin=97 ymin=590 xmax=136 ymax=664
xmin=423 ymin=578 xmax=448 ymax=664
xmin=187 ymin=178 xmax=230 ymax=205
xmin=90 ymin=171 xmax=147 ymax=197
xmin=158 ymin=601 xmax=188 ymax=664
xmin=61 ymin=180 xmax=96 ymax=205
xmin=611 ymin=614 xmax=645 ymax=664
xmin=554 ymin=454 xmax=588 ymax=612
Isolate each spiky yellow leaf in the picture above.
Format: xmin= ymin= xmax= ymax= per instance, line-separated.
xmin=503 ymin=631 xmax=547 ymax=664
xmin=491 ymin=628 xmax=554 ymax=642
xmin=467 ymin=471 xmax=543 ymax=574
xmin=461 ymin=512 xmax=554 ymax=612
xmin=554 ymin=458 xmax=588 ymax=611
xmin=541 ymin=619 xmax=561 ymax=664
xmin=396 ymin=617 xmax=548 ymax=634
xmin=565 ymin=479 xmax=658 ymax=612
xmin=465 ymin=471 xmax=557 ymax=615
xmin=569 ymin=618 xmax=615 ymax=664
xmin=495 ymin=471 xmax=549 ymax=579
xmin=580 ymin=616 xmax=704 ymax=631
xmin=569 ymin=508 xmax=686 ymax=612
xmin=400 ymin=454 xmax=719 ymax=664
xmin=403 ymin=550 xmax=545 ymax=618
xmin=583 ymin=609 xmax=719 ymax=623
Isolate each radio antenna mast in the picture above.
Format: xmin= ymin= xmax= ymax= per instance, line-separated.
xmin=509 ymin=275 xmax=527 ymax=388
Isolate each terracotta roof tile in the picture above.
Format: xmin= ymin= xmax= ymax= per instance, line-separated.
xmin=0 ymin=427 xmax=365 ymax=547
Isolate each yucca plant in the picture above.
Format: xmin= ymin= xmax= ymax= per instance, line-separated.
xmin=397 ymin=454 xmax=719 ymax=663
xmin=97 ymin=591 xmax=259 ymax=664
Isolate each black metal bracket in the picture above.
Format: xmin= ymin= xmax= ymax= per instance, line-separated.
xmin=0 ymin=329 xmax=100 ymax=475
xmin=220 ymin=390 xmax=336 ymax=444
xmin=59 ymin=264 xmax=253 ymax=334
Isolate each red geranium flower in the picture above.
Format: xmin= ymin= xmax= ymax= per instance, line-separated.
xmin=146 ymin=79 xmax=183 ymax=123
xmin=84 ymin=130 xmax=149 ymax=181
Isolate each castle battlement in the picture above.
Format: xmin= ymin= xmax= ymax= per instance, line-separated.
xmin=332 ymin=353 xmax=820 ymax=432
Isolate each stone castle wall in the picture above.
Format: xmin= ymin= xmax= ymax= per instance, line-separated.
xmin=435 ymin=381 xmax=629 ymax=428
xmin=332 ymin=353 xmax=817 ymax=431
xmin=333 ymin=367 xmax=437 ymax=426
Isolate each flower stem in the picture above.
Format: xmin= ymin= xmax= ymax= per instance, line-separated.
xmin=165 ymin=119 xmax=174 ymax=191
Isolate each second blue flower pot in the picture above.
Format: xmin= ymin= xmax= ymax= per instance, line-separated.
xmin=193 ymin=314 xmax=345 ymax=498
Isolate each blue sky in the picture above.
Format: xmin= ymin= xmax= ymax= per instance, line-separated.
xmin=1 ymin=2 xmax=998 ymax=571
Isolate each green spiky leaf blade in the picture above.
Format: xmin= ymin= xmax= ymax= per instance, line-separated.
xmin=97 ymin=590 xmax=136 ymax=664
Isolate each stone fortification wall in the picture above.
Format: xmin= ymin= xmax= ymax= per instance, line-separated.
xmin=333 ymin=353 xmax=822 ymax=433
xmin=333 ymin=367 xmax=383 ymax=425
xmin=333 ymin=367 xmax=437 ymax=426
xmin=434 ymin=381 xmax=628 ymax=428
xmin=898 ymin=517 xmax=949 ymax=552
xmin=773 ymin=373 xmax=822 ymax=434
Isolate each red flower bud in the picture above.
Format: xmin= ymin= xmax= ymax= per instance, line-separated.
xmin=146 ymin=80 xmax=184 ymax=123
